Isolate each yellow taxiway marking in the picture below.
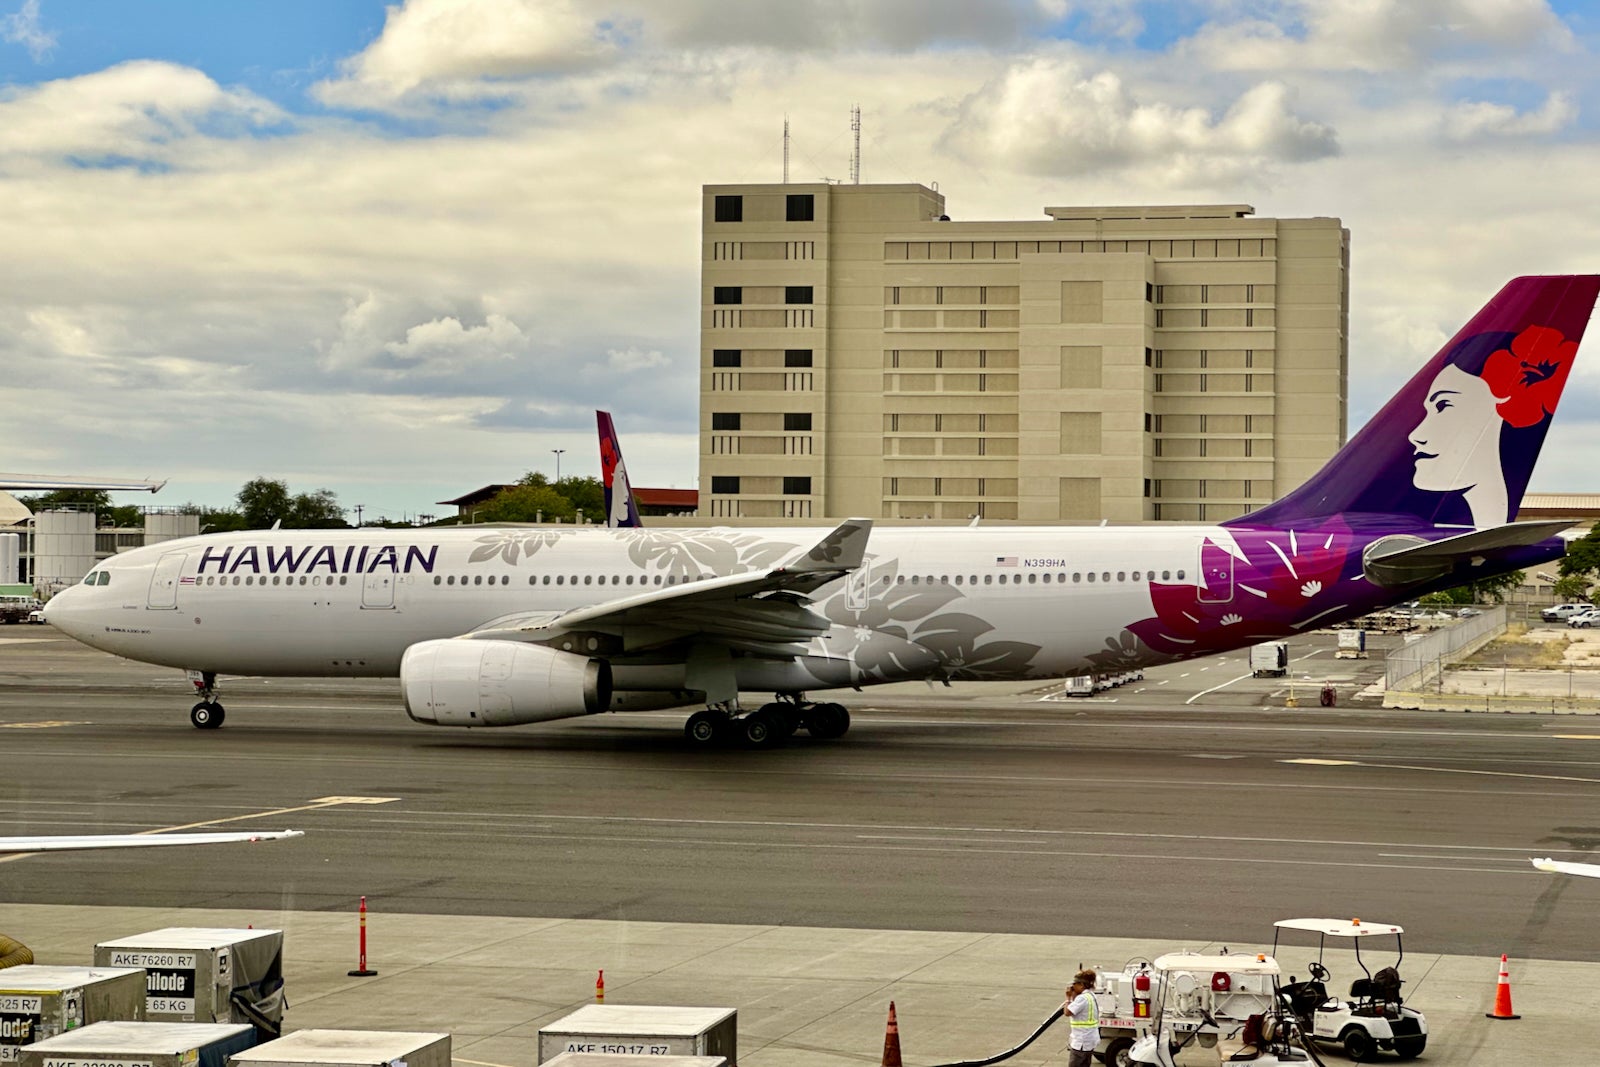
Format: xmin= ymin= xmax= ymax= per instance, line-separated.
xmin=1280 ymin=758 xmax=1359 ymax=766
xmin=0 ymin=721 xmax=88 ymax=729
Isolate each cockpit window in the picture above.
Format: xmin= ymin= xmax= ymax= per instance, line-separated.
xmin=99 ymin=571 xmax=110 ymax=586
xmin=82 ymin=571 xmax=110 ymax=586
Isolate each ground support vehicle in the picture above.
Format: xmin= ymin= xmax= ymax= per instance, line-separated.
xmin=1272 ymin=918 xmax=1427 ymax=1061
xmin=1090 ymin=958 xmax=1157 ymax=1066
xmin=1251 ymin=642 xmax=1289 ymax=677
xmin=0 ymin=595 xmax=39 ymax=623
xmin=1542 ymin=603 xmax=1587 ymax=623
xmin=1127 ymin=952 xmax=1314 ymax=1065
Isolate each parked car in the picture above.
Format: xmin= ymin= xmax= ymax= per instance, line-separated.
xmin=1457 ymin=607 xmax=1483 ymax=618
xmin=1569 ymin=609 xmax=1600 ymax=629
xmin=1543 ymin=603 xmax=1588 ymax=623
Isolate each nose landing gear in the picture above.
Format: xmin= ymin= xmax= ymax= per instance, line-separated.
xmin=188 ymin=670 xmax=225 ymax=729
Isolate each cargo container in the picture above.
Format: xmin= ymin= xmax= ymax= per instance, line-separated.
xmin=93 ymin=930 xmax=284 ymax=1036
xmin=538 ymin=1007 xmax=736 ymax=1066
xmin=228 ymin=1031 xmax=449 ymax=1067
xmin=0 ymin=966 xmax=146 ymax=1065
xmin=542 ymin=1055 xmax=726 ymax=1067
xmin=19 ymin=1020 xmax=256 ymax=1067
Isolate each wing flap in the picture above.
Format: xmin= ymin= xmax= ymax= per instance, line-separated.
xmin=1362 ymin=521 xmax=1571 ymax=587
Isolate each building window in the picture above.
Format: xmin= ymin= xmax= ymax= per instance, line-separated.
xmin=784 ymin=412 xmax=813 ymax=431
xmin=786 ymin=194 xmax=815 ymax=222
xmin=1145 ymin=281 xmax=1154 ymax=302
xmin=714 ymin=195 xmax=743 ymax=222
xmin=711 ymin=412 xmax=741 ymax=431
xmin=785 ymin=285 xmax=813 ymax=304
xmin=713 ymin=286 xmax=742 ymax=305
xmin=713 ymin=349 xmax=741 ymax=367
xmin=783 ymin=476 xmax=812 ymax=495
xmin=711 ymin=476 xmax=740 ymax=494
xmin=784 ymin=349 xmax=813 ymax=367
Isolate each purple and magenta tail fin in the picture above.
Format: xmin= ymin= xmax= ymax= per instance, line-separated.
xmin=597 ymin=410 xmax=643 ymax=529
xmin=1232 ymin=275 xmax=1600 ymax=531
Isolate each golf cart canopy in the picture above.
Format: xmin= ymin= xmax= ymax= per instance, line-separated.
xmin=1273 ymin=918 xmax=1402 ymax=938
xmin=1153 ymin=952 xmax=1281 ymax=976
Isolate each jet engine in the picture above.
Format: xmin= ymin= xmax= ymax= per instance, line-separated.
xmin=400 ymin=638 xmax=612 ymax=727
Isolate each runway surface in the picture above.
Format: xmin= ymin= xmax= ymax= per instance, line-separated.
xmin=4 ymin=627 xmax=1600 ymax=965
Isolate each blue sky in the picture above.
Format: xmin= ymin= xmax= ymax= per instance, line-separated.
xmin=3 ymin=0 xmax=1600 ymax=520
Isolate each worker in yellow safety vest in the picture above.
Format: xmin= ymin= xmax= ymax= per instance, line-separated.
xmin=1065 ymin=968 xmax=1099 ymax=1067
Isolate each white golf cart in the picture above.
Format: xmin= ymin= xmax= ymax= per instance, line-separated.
xmin=1271 ymin=918 xmax=1427 ymax=1061
xmin=1127 ymin=951 xmax=1315 ymax=1065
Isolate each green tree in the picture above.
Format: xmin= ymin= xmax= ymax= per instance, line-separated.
xmin=477 ymin=484 xmax=572 ymax=523
xmin=235 ymin=478 xmax=347 ymax=530
xmin=1553 ymin=575 xmax=1595 ymax=604
xmin=1560 ymin=526 xmax=1600 ymax=579
xmin=288 ymin=488 xmax=347 ymax=528
xmin=16 ymin=489 xmax=111 ymax=514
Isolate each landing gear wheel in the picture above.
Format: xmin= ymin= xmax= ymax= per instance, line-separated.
xmin=760 ymin=702 xmax=800 ymax=738
xmin=741 ymin=708 xmax=786 ymax=748
xmin=190 ymin=701 xmax=225 ymax=729
xmin=1342 ymin=1027 xmax=1377 ymax=1062
xmin=684 ymin=710 xmax=724 ymax=746
xmin=806 ymin=702 xmax=850 ymax=740
xmin=1101 ymin=1036 xmax=1134 ymax=1067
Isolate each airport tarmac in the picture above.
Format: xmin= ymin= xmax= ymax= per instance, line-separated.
xmin=5 ymin=627 xmax=1600 ymax=1064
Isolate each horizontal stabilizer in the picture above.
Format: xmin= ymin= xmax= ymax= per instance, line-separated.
xmin=1363 ymin=520 xmax=1571 ymax=587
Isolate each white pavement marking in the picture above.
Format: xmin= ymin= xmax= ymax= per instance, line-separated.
xmin=1282 ymin=758 xmax=1359 ymax=766
xmin=1186 ymin=672 xmax=1254 ymax=705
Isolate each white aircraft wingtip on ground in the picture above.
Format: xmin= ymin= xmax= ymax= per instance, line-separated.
xmin=1531 ymin=857 xmax=1600 ymax=878
xmin=0 ymin=829 xmax=304 ymax=854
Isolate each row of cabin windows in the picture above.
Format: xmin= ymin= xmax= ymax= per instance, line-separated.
xmin=714 ymin=193 xmax=814 ymax=223
xmin=710 ymin=476 xmax=811 ymax=495
xmin=200 ymin=574 xmax=350 ymax=586
xmin=434 ymin=573 xmax=716 ymax=587
xmin=711 ymin=412 xmax=812 ymax=431
xmin=713 ymin=286 xmax=813 ymax=305
xmin=422 ymin=569 xmax=1188 ymax=589
xmin=895 ymin=569 xmax=1185 ymax=586
xmin=713 ymin=349 xmax=813 ymax=367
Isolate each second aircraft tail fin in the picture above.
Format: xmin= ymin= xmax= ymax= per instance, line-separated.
xmin=597 ymin=410 xmax=644 ymax=528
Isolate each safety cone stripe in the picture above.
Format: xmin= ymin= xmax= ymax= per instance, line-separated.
xmin=881 ymin=1001 xmax=903 ymax=1067
xmin=1486 ymin=953 xmax=1520 ymax=1020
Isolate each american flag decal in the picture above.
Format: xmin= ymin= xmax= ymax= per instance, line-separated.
xmin=995 ymin=556 xmax=1018 ymax=566
xmin=179 ymin=576 xmax=196 ymax=584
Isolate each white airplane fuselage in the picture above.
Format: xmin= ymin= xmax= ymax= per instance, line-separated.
xmin=46 ymin=523 xmax=1250 ymax=692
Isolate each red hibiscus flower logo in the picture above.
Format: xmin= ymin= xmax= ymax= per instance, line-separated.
xmin=1481 ymin=325 xmax=1578 ymax=428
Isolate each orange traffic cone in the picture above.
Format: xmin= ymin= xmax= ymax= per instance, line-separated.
xmin=1485 ymin=954 xmax=1520 ymax=1020
xmin=881 ymin=1001 xmax=902 ymax=1067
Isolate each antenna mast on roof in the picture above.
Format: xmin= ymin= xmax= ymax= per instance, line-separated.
xmin=850 ymin=104 xmax=861 ymax=184
xmin=783 ymin=114 xmax=789 ymax=184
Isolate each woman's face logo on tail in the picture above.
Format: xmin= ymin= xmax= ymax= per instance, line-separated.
xmin=1409 ymin=364 xmax=1503 ymax=494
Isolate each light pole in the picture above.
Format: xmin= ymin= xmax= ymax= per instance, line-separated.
xmin=552 ymin=448 xmax=566 ymax=483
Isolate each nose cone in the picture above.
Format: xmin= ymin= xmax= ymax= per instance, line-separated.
xmin=41 ymin=587 xmax=84 ymax=637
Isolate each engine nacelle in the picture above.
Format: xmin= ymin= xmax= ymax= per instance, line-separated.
xmin=401 ymin=638 xmax=612 ymax=727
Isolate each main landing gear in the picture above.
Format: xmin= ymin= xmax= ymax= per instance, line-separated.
xmin=189 ymin=670 xmax=225 ymax=729
xmin=683 ymin=696 xmax=851 ymax=749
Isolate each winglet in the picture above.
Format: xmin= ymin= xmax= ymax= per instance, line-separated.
xmin=784 ymin=518 xmax=872 ymax=574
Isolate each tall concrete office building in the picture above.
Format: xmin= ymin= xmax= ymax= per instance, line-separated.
xmin=698 ymin=183 xmax=1347 ymax=523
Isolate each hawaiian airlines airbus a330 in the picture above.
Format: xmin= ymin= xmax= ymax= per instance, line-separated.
xmin=45 ymin=276 xmax=1600 ymax=746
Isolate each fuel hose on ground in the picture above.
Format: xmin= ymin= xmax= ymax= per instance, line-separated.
xmin=925 ymin=1007 xmax=1064 ymax=1067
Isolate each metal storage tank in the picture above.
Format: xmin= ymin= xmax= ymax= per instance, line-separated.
xmin=19 ymin=1021 xmax=256 ymax=1067
xmin=0 ymin=534 xmax=18 ymax=586
xmin=228 ymin=1031 xmax=450 ymax=1067
xmin=31 ymin=511 xmax=96 ymax=589
xmin=93 ymin=929 xmax=284 ymax=1037
xmin=143 ymin=513 xmax=201 ymax=545
xmin=0 ymin=965 xmax=147 ymax=1060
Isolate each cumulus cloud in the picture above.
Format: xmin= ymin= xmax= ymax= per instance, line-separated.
xmin=1444 ymin=91 xmax=1577 ymax=139
xmin=941 ymin=61 xmax=1337 ymax=180
xmin=314 ymin=0 xmax=621 ymax=110
xmin=318 ymin=293 xmax=528 ymax=380
xmin=604 ymin=346 xmax=669 ymax=373
xmin=1 ymin=0 xmax=54 ymax=61
xmin=0 ymin=60 xmax=283 ymax=164
xmin=1181 ymin=0 xmax=1574 ymax=73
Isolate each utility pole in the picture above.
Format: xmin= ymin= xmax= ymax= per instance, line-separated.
xmin=552 ymin=448 xmax=566 ymax=483
xmin=354 ymin=504 xmax=364 ymax=527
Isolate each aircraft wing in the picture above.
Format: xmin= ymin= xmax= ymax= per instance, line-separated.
xmin=0 ymin=830 xmax=303 ymax=854
xmin=0 ymin=472 xmax=166 ymax=493
xmin=1363 ymin=521 xmax=1572 ymax=587
xmin=1532 ymin=857 xmax=1600 ymax=878
xmin=467 ymin=519 xmax=872 ymax=651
